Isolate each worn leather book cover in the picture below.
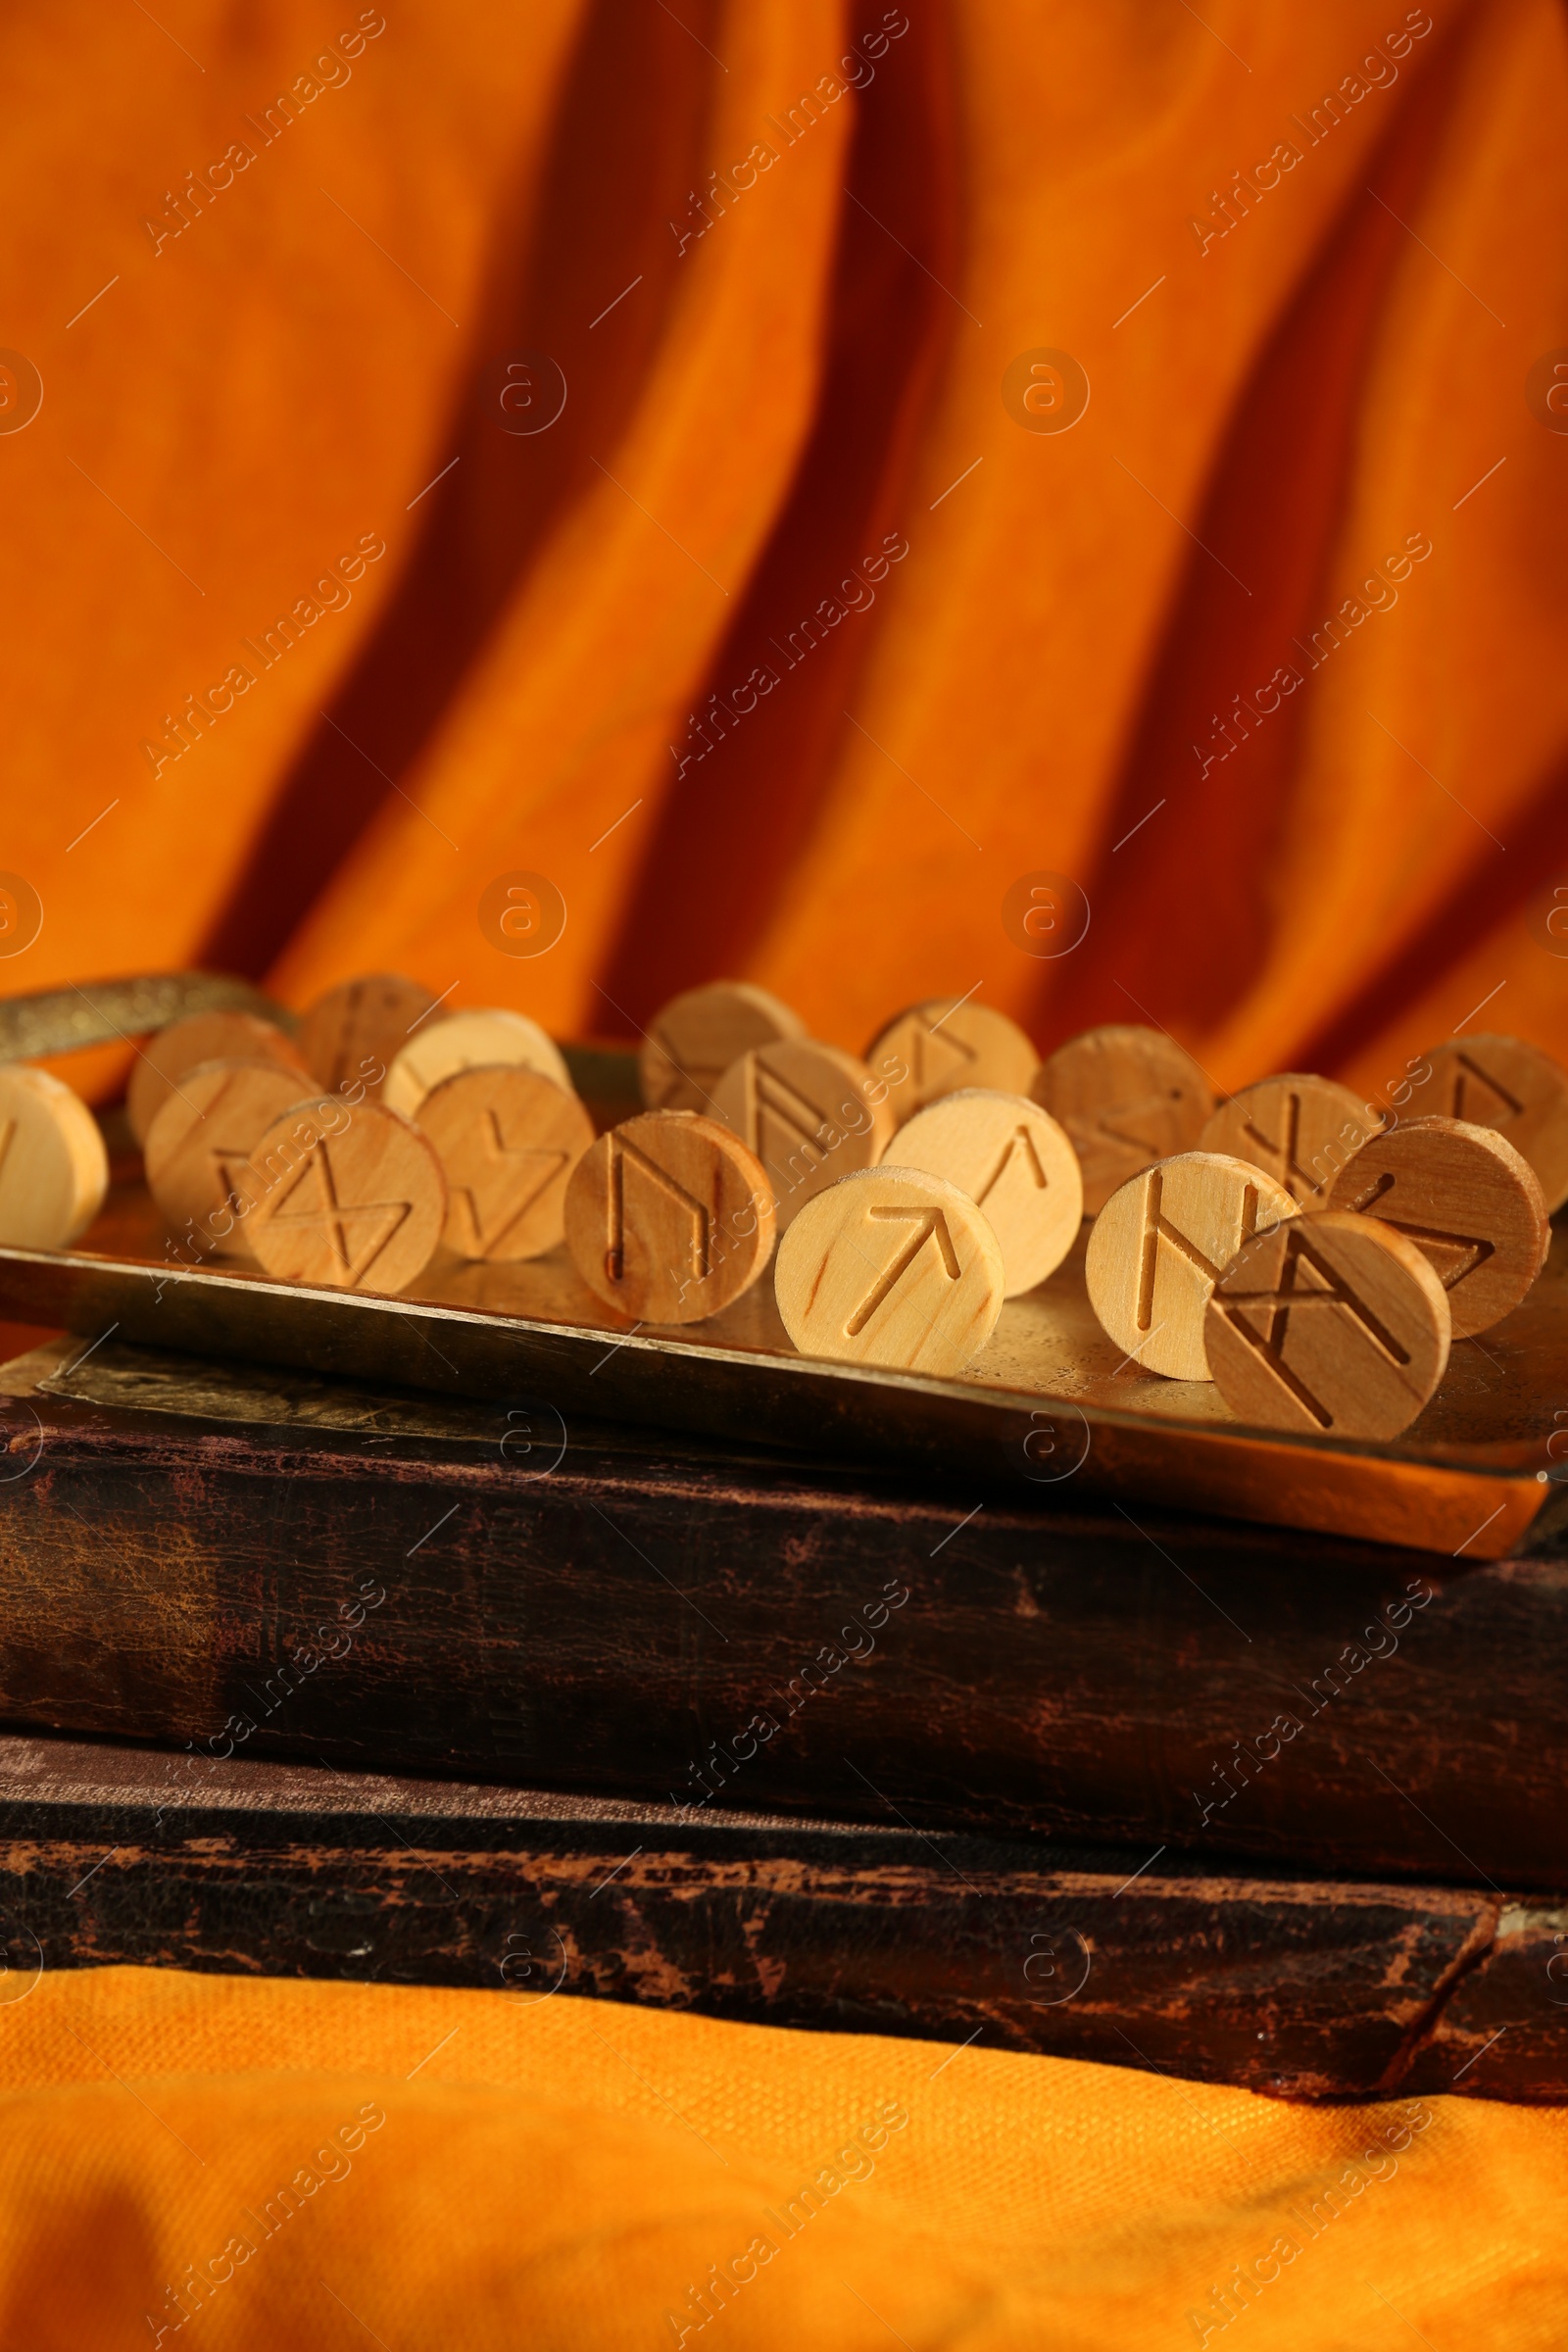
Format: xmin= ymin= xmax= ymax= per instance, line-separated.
xmin=0 ymin=1731 xmax=1554 ymax=2104
xmin=0 ymin=1340 xmax=1561 ymax=1890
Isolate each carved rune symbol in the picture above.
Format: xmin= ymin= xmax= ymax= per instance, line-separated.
xmin=846 ymin=1204 xmax=960 ymax=1337
xmin=744 ymin=1059 xmax=829 ymax=1180
xmin=606 ymin=1131 xmax=709 ymax=1288
xmin=646 ymin=1014 xmax=732 ymax=1102
xmin=1086 ymin=1085 xmax=1189 ymax=1160
xmin=1447 ymin=1052 xmax=1524 ymax=1128
xmin=975 ymin=1124 xmax=1049 ymax=1207
xmin=266 ymin=1142 xmax=412 ymax=1286
xmin=1215 ymin=1225 xmax=1412 ymax=1430
xmin=910 ymin=1015 xmax=977 ymax=1096
xmin=446 ymin=1109 xmax=567 ymax=1255
xmin=196 ymin=1073 xmax=263 ymax=1212
xmin=210 ymin=1141 xmax=263 ymax=1216
xmin=1342 ymin=1169 xmax=1494 ymax=1292
xmin=1240 ymin=1090 xmax=1320 ymax=1200
xmin=315 ymin=979 xmax=373 ymax=1093
xmin=1136 ymin=1164 xmax=1259 ymax=1332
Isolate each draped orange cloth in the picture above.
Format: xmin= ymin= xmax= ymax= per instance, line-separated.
xmin=0 ymin=1968 xmax=1561 ymax=2350
xmin=2 ymin=0 xmax=1565 ymax=2339
xmin=6 ymin=0 xmax=1565 ymax=1094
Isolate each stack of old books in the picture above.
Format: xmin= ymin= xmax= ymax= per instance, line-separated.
xmin=0 ymin=1316 xmax=1559 ymax=2105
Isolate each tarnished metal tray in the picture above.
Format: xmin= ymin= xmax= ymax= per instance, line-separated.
xmin=0 ymin=1150 xmax=1563 ymax=1561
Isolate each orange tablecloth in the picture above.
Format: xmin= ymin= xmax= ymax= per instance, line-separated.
xmin=2 ymin=3 xmax=1565 ymax=2336
xmin=0 ymin=1967 xmax=1559 ymax=2349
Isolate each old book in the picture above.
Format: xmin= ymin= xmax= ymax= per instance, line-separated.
xmin=0 ymin=1729 xmax=1555 ymax=2102
xmin=0 ymin=1338 xmax=1563 ymax=1892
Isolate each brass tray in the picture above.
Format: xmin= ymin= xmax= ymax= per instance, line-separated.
xmin=0 ymin=977 xmax=1562 ymax=1558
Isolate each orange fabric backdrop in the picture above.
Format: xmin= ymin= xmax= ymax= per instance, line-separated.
xmin=1 ymin=1 xmax=1565 ymax=2341
xmin=2 ymin=0 xmax=1564 ymax=1096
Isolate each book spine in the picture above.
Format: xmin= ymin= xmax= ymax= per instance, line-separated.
xmin=0 ymin=1752 xmax=1543 ymax=2100
xmin=9 ymin=1417 xmax=1567 ymax=1886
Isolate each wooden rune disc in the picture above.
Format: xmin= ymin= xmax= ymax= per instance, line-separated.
xmin=1033 ymin=1025 xmax=1215 ymax=1212
xmin=0 ymin=1064 xmax=109 ymax=1249
xmin=1084 ymin=1151 xmax=1298 ymax=1382
xmin=126 ymin=1011 xmax=307 ymax=1146
xmin=638 ymin=982 xmax=807 ymax=1113
xmin=296 ymin=974 xmax=441 ymax=1100
xmin=1403 ymin=1033 xmax=1568 ymax=1212
xmin=864 ymin=1000 xmax=1039 ymax=1123
xmin=1200 ymin=1073 xmax=1382 ymax=1210
xmin=244 ymin=1098 xmax=447 ymax=1295
xmin=890 ymin=1089 xmax=1083 ymax=1297
xmin=774 ymin=1165 xmax=1005 ymax=1375
xmin=710 ymin=1039 xmax=896 ymax=1231
xmin=383 ymin=1006 xmax=571 ymax=1118
xmin=416 ymin=1064 xmax=595 ymax=1262
xmin=1328 ymin=1114 xmax=1549 ymax=1338
xmin=1205 ymin=1209 xmax=1451 ymax=1441
xmin=563 ymin=1109 xmax=776 ymax=1324
xmin=143 ymin=1057 xmax=315 ymax=1259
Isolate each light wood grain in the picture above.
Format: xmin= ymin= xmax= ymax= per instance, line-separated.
xmin=564 ymin=1109 xmax=775 ymax=1324
xmin=865 ymin=999 xmax=1039 ymax=1120
xmin=638 ymin=982 xmax=807 ymax=1112
xmin=416 ymin=1064 xmax=594 ymax=1262
xmin=890 ymin=1088 xmax=1082 ymax=1296
xmin=1404 ymin=1033 xmax=1568 ymax=1212
xmin=1085 ymin=1151 xmax=1298 ymax=1382
xmin=1205 ymin=1208 xmax=1451 ymax=1440
xmin=1033 ymin=1024 xmax=1214 ymax=1211
xmin=710 ymin=1039 xmax=896 ymax=1230
xmin=244 ymin=1099 xmax=446 ymax=1294
xmin=774 ymin=1165 xmax=1004 ymax=1374
xmin=143 ymin=1057 xmax=314 ymax=1259
xmin=126 ymin=1011 xmax=307 ymax=1146
xmin=1329 ymin=1113 xmax=1549 ymax=1338
xmin=0 ymin=1065 xmax=108 ymax=1249
xmin=1200 ymin=1073 xmax=1380 ymax=1209
xmin=383 ymin=1006 xmax=571 ymax=1118
xmin=296 ymin=974 xmax=440 ymax=1100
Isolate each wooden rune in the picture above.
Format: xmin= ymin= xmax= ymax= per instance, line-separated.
xmin=564 ymin=1110 xmax=775 ymax=1324
xmin=1328 ymin=1115 xmax=1549 ymax=1339
xmin=125 ymin=1010 xmax=307 ymax=1146
xmin=1404 ymin=1033 xmax=1568 ymax=1212
xmin=416 ymin=1065 xmax=595 ymax=1262
xmin=889 ymin=1088 xmax=1082 ymax=1296
xmin=383 ymin=1007 xmax=572 ymax=1117
xmin=1085 ymin=1151 xmax=1298 ymax=1382
xmin=710 ymin=1039 xmax=895 ymax=1230
xmin=1205 ymin=1209 xmax=1451 ymax=1441
xmin=773 ymin=1165 xmax=1004 ymax=1374
xmin=1200 ymin=1073 xmax=1379 ymax=1208
xmin=0 ymin=1065 xmax=109 ymax=1250
xmin=143 ymin=1056 xmax=313 ymax=1258
xmin=244 ymin=1099 xmax=447 ymax=1294
xmin=638 ymin=983 xmax=806 ymax=1113
xmin=296 ymin=973 xmax=441 ymax=1099
xmin=1033 ymin=1024 xmax=1214 ymax=1212
xmin=864 ymin=1000 xmax=1040 ymax=1121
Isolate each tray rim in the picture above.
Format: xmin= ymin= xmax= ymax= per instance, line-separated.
xmin=0 ymin=1236 xmax=1551 ymax=1561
